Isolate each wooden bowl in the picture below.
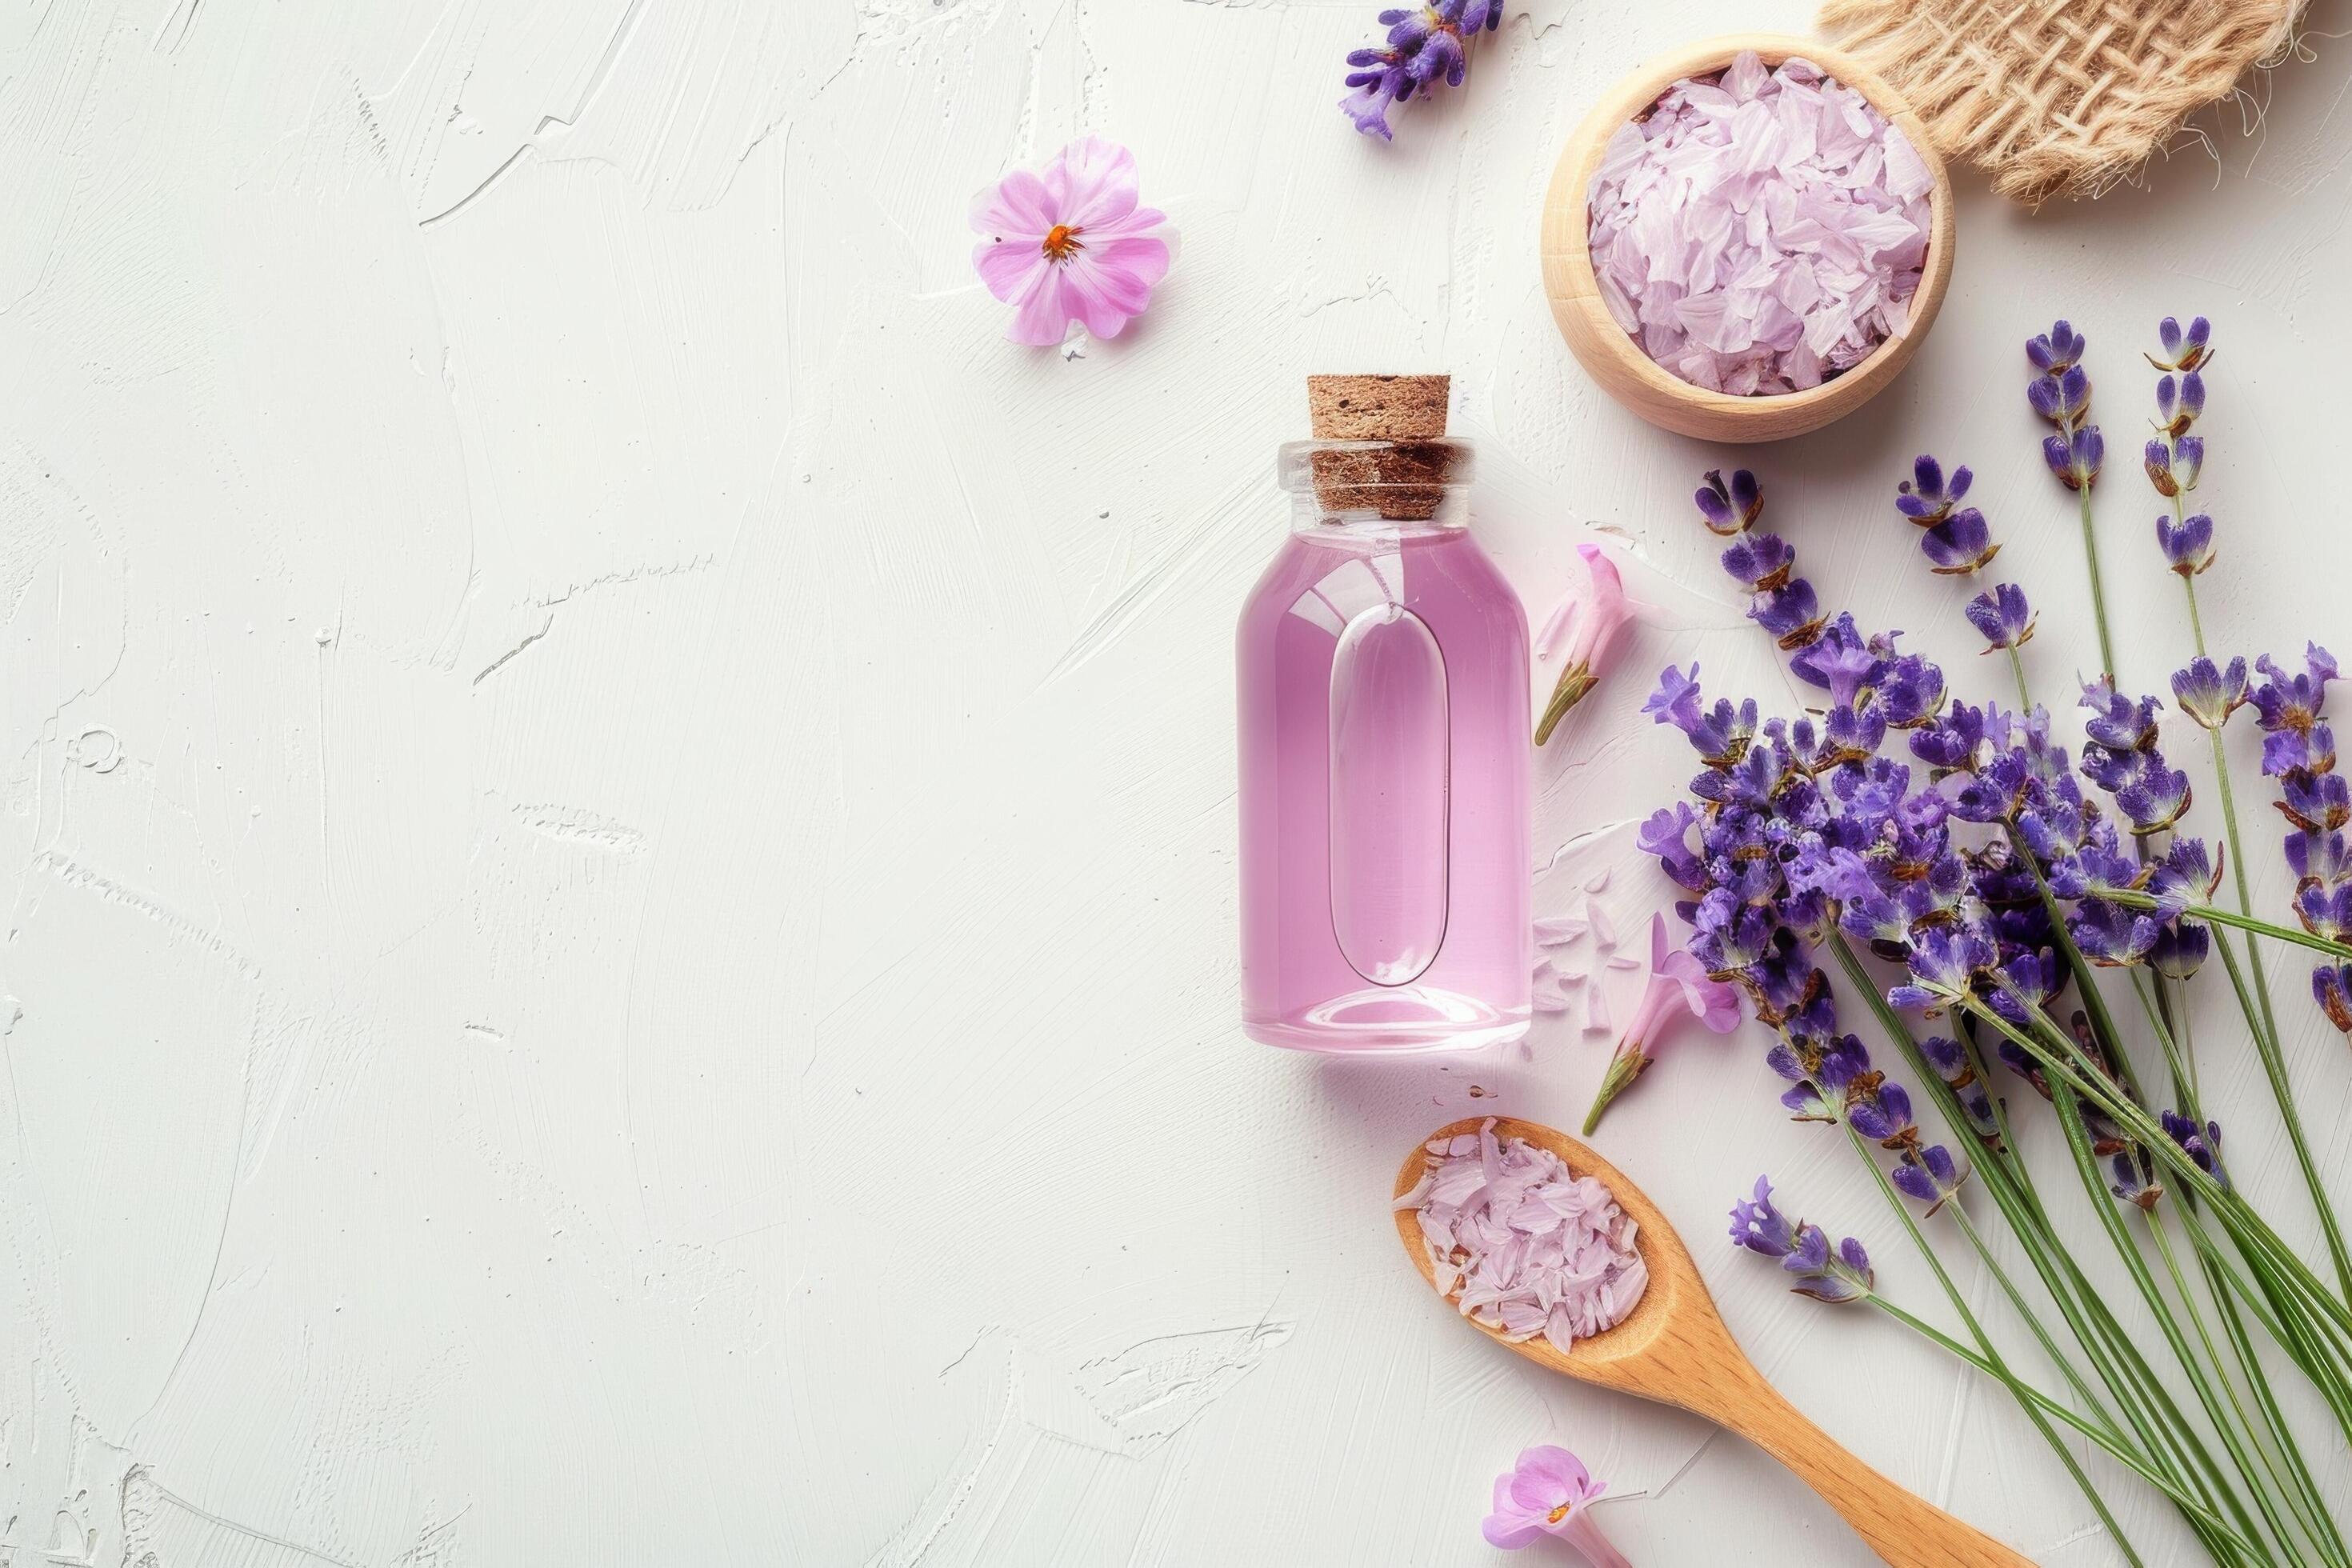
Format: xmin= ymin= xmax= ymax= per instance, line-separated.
xmin=1539 ymin=33 xmax=1957 ymax=444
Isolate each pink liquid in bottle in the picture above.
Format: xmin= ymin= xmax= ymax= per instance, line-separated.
xmin=1238 ymin=433 xmax=1530 ymax=1052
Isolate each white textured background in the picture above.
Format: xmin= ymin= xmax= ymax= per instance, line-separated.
xmin=5 ymin=0 xmax=2351 ymax=1562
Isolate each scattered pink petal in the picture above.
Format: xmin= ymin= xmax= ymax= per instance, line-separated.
xmin=1606 ymin=954 xmax=1639 ymax=970
xmin=970 ymin=138 xmax=1176 ymax=347
xmin=1583 ymin=868 xmax=1611 ymax=894
xmin=1590 ymin=906 xmax=1618 ymax=950
xmin=1534 ymin=595 xmax=1582 ymax=662
xmin=1583 ymin=988 xmax=1611 ymax=1034
xmin=1534 ymin=914 xmax=1590 ymax=946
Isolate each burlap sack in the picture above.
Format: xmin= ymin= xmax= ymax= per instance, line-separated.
xmin=1820 ymin=0 xmax=2307 ymax=203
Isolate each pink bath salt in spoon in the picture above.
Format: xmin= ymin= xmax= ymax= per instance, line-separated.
xmin=1393 ymin=1117 xmax=2033 ymax=1568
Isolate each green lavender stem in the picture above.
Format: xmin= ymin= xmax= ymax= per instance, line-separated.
xmin=1866 ymin=1293 xmax=2256 ymax=1554
xmin=1828 ymin=936 xmax=2242 ymax=1541
xmin=1842 ymin=1121 xmax=2144 ymax=1566
xmin=2074 ymin=481 xmax=2118 ymax=679
xmin=1959 ymin=994 xmax=2352 ymax=1341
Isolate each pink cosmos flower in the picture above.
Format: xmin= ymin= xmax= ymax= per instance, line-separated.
xmin=970 ymin=138 xmax=1175 ymax=348
xmin=1582 ymin=912 xmax=1742 ymax=1134
xmin=1535 ymin=544 xmax=1639 ymax=746
xmin=1481 ymin=1446 xmax=1630 ymax=1565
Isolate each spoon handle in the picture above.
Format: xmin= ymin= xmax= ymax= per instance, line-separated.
xmin=1702 ymin=1362 xmax=2034 ymax=1567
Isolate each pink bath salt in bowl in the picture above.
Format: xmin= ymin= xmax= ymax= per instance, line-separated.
xmin=1587 ymin=49 xmax=1931 ymax=397
xmin=1541 ymin=34 xmax=1955 ymax=442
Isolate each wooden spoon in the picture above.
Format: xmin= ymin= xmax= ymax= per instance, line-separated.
xmin=1394 ymin=1116 xmax=2031 ymax=1567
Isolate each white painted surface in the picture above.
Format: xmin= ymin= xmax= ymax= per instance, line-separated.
xmin=3 ymin=0 xmax=2350 ymax=1562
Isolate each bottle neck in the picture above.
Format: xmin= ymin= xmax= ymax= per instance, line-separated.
xmin=1286 ymin=489 xmax=1470 ymax=535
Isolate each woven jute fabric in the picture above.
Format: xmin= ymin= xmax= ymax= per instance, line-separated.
xmin=1820 ymin=0 xmax=2306 ymax=203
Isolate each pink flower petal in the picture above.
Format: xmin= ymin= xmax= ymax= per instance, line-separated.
xmin=1047 ymin=135 xmax=1142 ymax=231
xmin=1520 ymin=1445 xmax=1593 ymax=1495
xmin=974 ymin=238 xmax=1046 ymax=303
xmin=1009 ymin=268 xmax=1074 ymax=347
xmin=1063 ymin=235 xmax=1172 ymax=338
xmin=970 ymin=167 xmax=1056 ymax=241
xmin=1084 ymin=202 xmax=1170 ymax=240
xmin=1566 ymin=543 xmax=1634 ymax=675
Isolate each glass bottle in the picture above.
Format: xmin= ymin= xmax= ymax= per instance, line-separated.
xmin=1237 ymin=421 xmax=1530 ymax=1053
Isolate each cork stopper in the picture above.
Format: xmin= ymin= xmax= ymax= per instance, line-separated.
xmin=1307 ymin=374 xmax=1451 ymax=440
xmin=1303 ymin=374 xmax=1459 ymax=520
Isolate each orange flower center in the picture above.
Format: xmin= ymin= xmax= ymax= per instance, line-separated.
xmin=1546 ymin=1502 xmax=1573 ymax=1524
xmin=1042 ymin=224 xmax=1084 ymax=262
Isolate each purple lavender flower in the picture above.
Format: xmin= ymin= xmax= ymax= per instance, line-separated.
xmin=2029 ymin=364 xmax=2092 ymax=426
xmin=1721 ymin=532 xmax=1796 ymax=591
xmin=1911 ymin=702 xmax=1986 ymax=772
xmin=1753 ymin=577 xmax=1826 ymax=647
xmin=1785 ymin=1224 xmax=1876 ymax=1303
xmin=1730 ymin=1174 xmax=1799 ymax=1255
xmin=2170 ymin=657 xmax=2245 ymax=734
xmin=2282 ymin=769 xmax=2350 ymax=832
xmin=2162 ymin=1110 xmax=2229 ymax=1191
xmin=2042 ymin=427 xmax=2104 ymax=491
xmin=1695 ymin=468 xmax=1763 ymax=535
xmin=2155 ymin=512 xmax=2214 ymax=576
xmin=2028 ymin=319 xmax=2086 ymax=374
xmin=1891 ymin=1144 xmax=1967 ymax=1213
xmin=2151 ymin=921 xmax=2210 ymax=982
xmin=2080 ymin=678 xmax=2158 ymax=751
xmin=2150 ymin=838 xmax=2223 ymax=912
xmin=1965 ymin=584 xmax=2035 ymax=651
xmin=2314 ymin=965 xmax=2352 ymax=1032
xmin=1879 ymin=654 xmax=1947 ymax=728
xmin=1890 ymin=922 xmax=1996 ymax=1011
xmin=2251 ymin=646 xmax=2337 ymax=739
xmin=1922 ymin=508 xmax=1999 ymax=574
xmin=2154 ymin=372 xmax=2206 ymax=438
xmin=2146 ymin=315 xmax=2214 ymax=373
xmin=2145 ymin=435 xmax=2203 ymax=498
xmin=1897 ymin=454 xmax=1971 ymax=524
xmin=2110 ymin=1146 xmax=2162 ymax=1210
xmin=2072 ymin=900 xmax=2162 ymax=967
xmin=1919 ymin=1034 xmax=1998 ymax=1139
xmin=1340 ymin=0 xmax=1499 ymax=141
xmin=1789 ymin=614 xmax=1882 ymax=706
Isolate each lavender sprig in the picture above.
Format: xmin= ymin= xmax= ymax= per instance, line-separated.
xmin=2026 ymin=321 xmax=2117 ymax=679
xmin=1730 ymin=1178 xmax=1874 ymax=1302
xmin=1339 ymin=1 xmax=1498 ymax=142
xmin=2136 ymin=316 xmax=2352 ymax=1305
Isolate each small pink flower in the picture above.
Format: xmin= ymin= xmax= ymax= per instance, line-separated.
xmin=1535 ymin=544 xmax=1640 ymax=746
xmin=1481 ymin=1446 xmax=1630 ymax=1565
xmin=970 ymin=137 xmax=1175 ymax=348
xmin=1582 ymin=913 xmax=1742 ymax=1134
